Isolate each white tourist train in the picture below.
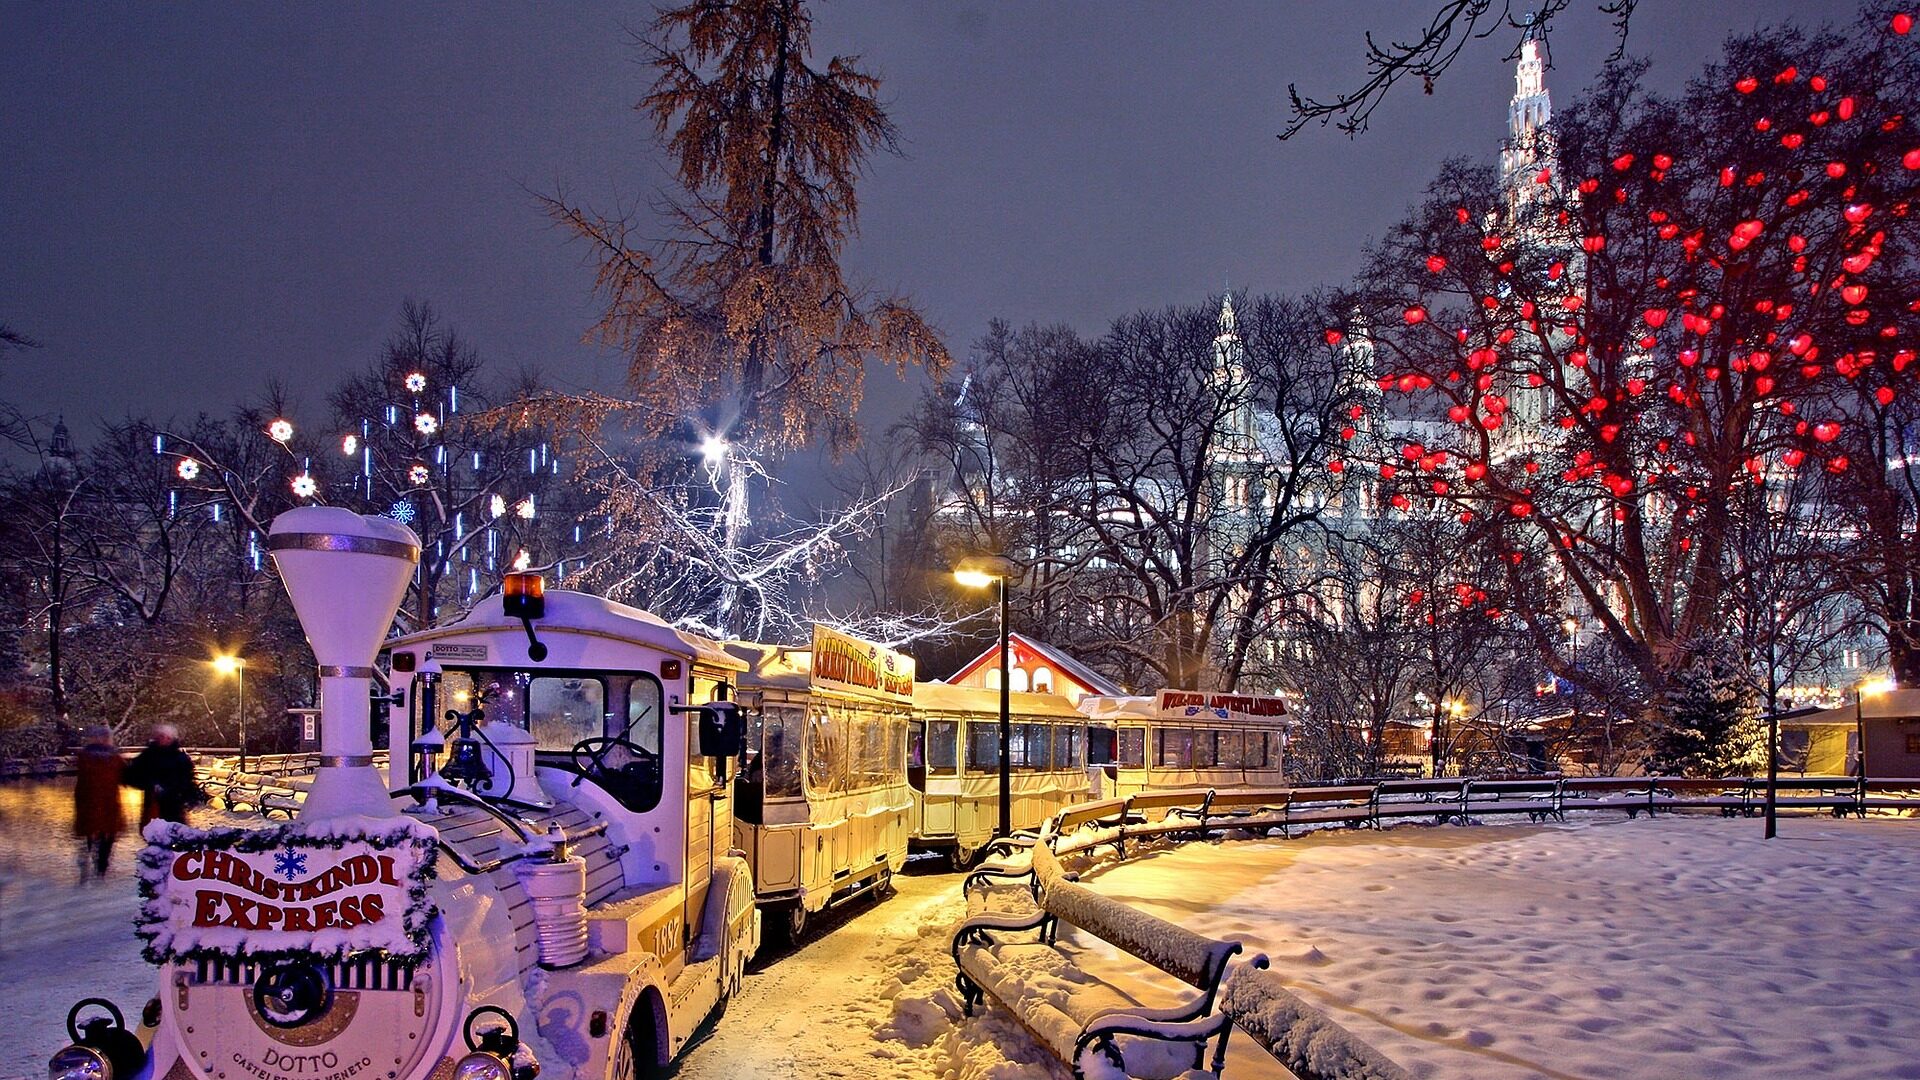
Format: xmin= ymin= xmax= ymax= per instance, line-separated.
xmin=45 ymin=506 xmax=1292 ymax=1080
xmin=48 ymin=508 xmax=762 ymax=1080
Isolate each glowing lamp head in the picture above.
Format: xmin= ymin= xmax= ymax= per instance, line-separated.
xmin=954 ymin=569 xmax=997 ymax=589
xmin=1861 ymin=677 xmax=1897 ymax=697
xmin=502 ymin=572 xmax=546 ymax=620
xmin=268 ymin=419 xmax=294 ymax=443
xmin=211 ymin=654 xmax=242 ymax=676
xmin=699 ymin=434 xmax=729 ymax=465
xmin=1563 ymin=618 xmax=1579 ymax=634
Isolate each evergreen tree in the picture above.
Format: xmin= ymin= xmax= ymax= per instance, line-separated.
xmin=1647 ymin=637 xmax=1766 ymax=776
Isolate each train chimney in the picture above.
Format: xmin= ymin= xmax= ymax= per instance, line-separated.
xmin=268 ymin=506 xmax=421 ymax=820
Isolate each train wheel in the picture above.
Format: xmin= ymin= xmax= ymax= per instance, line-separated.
xmin=610 ymin=1002 xmax=664 ymax=1080
xmin=874 ymin=868 xmax=895 ymax=899
xmin=784 ymin=903 xmax=809 ymax=942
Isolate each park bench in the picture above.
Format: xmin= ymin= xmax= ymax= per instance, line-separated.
xmin=951 ymin=841 xmax=1245 ymax=1079
xmin=1218 ymin=961 xmax=1410 ymax=1080
xmin=1559 ymin=776 xmax=1662 ymax=815
xmin=1861 ymin=777 xmax=1920 ymax=811
xmin=1763 ymin=776 xmax=1863 ymax=817
xmin=1373 ymin=778 xmax=1468 ymax=825
xmin=1459 ymin=777 xmax=1565 ymax=823
xmin=1281 ymin=785 xmax=1377 ymax=833
xmin=1173 ymin=788 xmax=1292 ymax=836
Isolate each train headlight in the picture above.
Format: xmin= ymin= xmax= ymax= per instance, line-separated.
xmin=47 ymin=1045 xmax=109 ymax=1080
xmin=460 ymin=1007 xmax=538 ymax=1080
xmin=452 ymin=1053 xmax=511 ymax=1080
xmin=52 ymin=999 xmax=145 ymax=1080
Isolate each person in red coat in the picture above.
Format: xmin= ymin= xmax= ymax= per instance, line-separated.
xmin=72 ymin=725 xmax=125 ymax=881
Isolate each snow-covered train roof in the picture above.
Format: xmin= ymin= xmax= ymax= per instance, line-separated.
xmin=914 ymin=680 xmax=1085 ymax=718
xmin=1077 ymin=692 xmax=1292 ymax=727
xmin=391 ymin=589 xmax=745 ymax=671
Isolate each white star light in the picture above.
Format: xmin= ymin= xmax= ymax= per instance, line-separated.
xmin=408 ymin=464 xmax=431 ymax=486
xmin=405 ymin=372 xmax=427 ymax=393
xmin=341 ymin=434 xmax=359 ymax=456
xmin=512 ymin=549 xmax=533 ymax=572
xmin=268 ymin=419 xmax=294 ymax=443
xmin=414 ymin=412 xmax=438 ymax=436
xmin=490 ymin=494 xmax=507 ymax=518
xmin=290 ymin=472 xmax=317 ymax=498
xmin=516 ymin=496 xmax=536 ymax=520
xmin=175 ymin=458 xmax=200 ymax=481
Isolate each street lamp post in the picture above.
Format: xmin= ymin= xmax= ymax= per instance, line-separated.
xmin=1854 ymin=677 xmax=1895 ymax=798
xmin=213 ymin=654 xmax=246 ymax=772
xmin=956 ymin=558 xmax=1015 ymax=839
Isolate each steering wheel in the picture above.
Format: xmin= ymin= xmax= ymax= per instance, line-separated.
xmin=569 ymin=737 xmax=654 ymax=785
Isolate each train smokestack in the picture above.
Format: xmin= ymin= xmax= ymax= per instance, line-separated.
xmin=268 ymin=506 xmax=421 ymax=819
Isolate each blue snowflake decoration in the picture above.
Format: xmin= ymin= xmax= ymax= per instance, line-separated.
xmin=273 ymin=845 xmax=308 ymax=882
xmin=388 ymin=499 xmax=417 ymax=525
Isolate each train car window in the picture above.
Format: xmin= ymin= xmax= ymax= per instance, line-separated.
xmin=928 ymin=720 xmax=959 ymax=776
xmin=627 ymin=680 xmax=664 ymax=756
xmin=891 ymin=716 xmax=907 ymax=774
xmin=528 ymin=678 xmax=605 ymax=752
xmin=763 ymin=706 xmax=803 ymax=798
xmin=807 ymin=708 xmax=842 ymax=794
xmin=1191 ymin=729 xmax=1218 ymax=769
xmin=1118 ymin=727 xmax=1146 ymax=769
xmin=1087 ymin=725 xmax=1116 ymax=766
xmin=688 ymin=710 xmax=715 ymax=789
xmin=1030 ymin=724 xmax=1054 ymax=769
xmin=966 ymin=723 xmax=1000 ymax=772
xmin=1249 ymin=731 xmax=1269 ymax=768
xmin=1054 ymin=725 xmax=1081 ymax=770
xmin=1218 ymin=730 xmax=1245 ymax=768
xmin=1157 ymin=728 xmax=1193 ymax=769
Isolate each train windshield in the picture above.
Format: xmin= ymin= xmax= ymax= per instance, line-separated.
xmin=431 ymin=667 xmax=667 ymax=812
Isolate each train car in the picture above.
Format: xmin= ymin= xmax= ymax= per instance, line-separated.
xmin=1078 ymin=689 xmax=1291 ymax=797
xmin=907 ymin=682 xmax=1093 ymax=865
xmin=47 ymin=507 xmax=759 ymax=1080
xmin=726 ymin=625 xmax=914 ymax=940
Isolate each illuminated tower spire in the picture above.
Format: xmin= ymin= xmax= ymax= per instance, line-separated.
xmin=1500 ymin=14 xmax=1553 ymax=195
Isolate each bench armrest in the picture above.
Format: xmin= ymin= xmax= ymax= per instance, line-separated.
xmin=1075 ymin=1009 xmax=1234 ymax=1076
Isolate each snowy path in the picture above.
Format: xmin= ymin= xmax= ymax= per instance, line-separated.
xmin=1078 ymin=814 xmax=1920 ymax=1080
xmin=1 ymin=780 xmax=160 ymax=1080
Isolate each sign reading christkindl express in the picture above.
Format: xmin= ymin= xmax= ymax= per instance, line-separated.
xmin=136 ymin=820 xmax=437 ymax=963
xmin=1155 ymin=690 xmax=1290 ymax=723
xmin=809 ymin=624 xmax=915 ymax=702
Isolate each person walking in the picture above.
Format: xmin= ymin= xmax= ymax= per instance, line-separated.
xmin=125 ymin=723 xmax=199 ymax=827
xmin=72 ymin=725 xmax=126 ymax=881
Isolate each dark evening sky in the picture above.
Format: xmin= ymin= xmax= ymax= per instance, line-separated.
xmin=2 ymin=0 xmax=1860 ymax=450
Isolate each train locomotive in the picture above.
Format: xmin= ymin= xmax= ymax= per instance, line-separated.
xmin=49 ymin=506 xmax=759 ymax=1080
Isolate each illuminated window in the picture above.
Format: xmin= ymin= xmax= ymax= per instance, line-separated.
xmin=1032 ymin=666 xmax=1054 ymax=694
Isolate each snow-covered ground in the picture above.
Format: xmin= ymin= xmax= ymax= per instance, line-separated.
xmin=13 ymin=777 xmax=1917 ymax=1080
xmin=1076 ymin=814 xmax=1920 ymax=1080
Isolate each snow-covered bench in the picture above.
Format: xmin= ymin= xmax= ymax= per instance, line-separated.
xmin=1219 ymin=962 xmax=1410 ymax=1080
xmin=951 ymin=842 xmax=1245 ymax=1078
